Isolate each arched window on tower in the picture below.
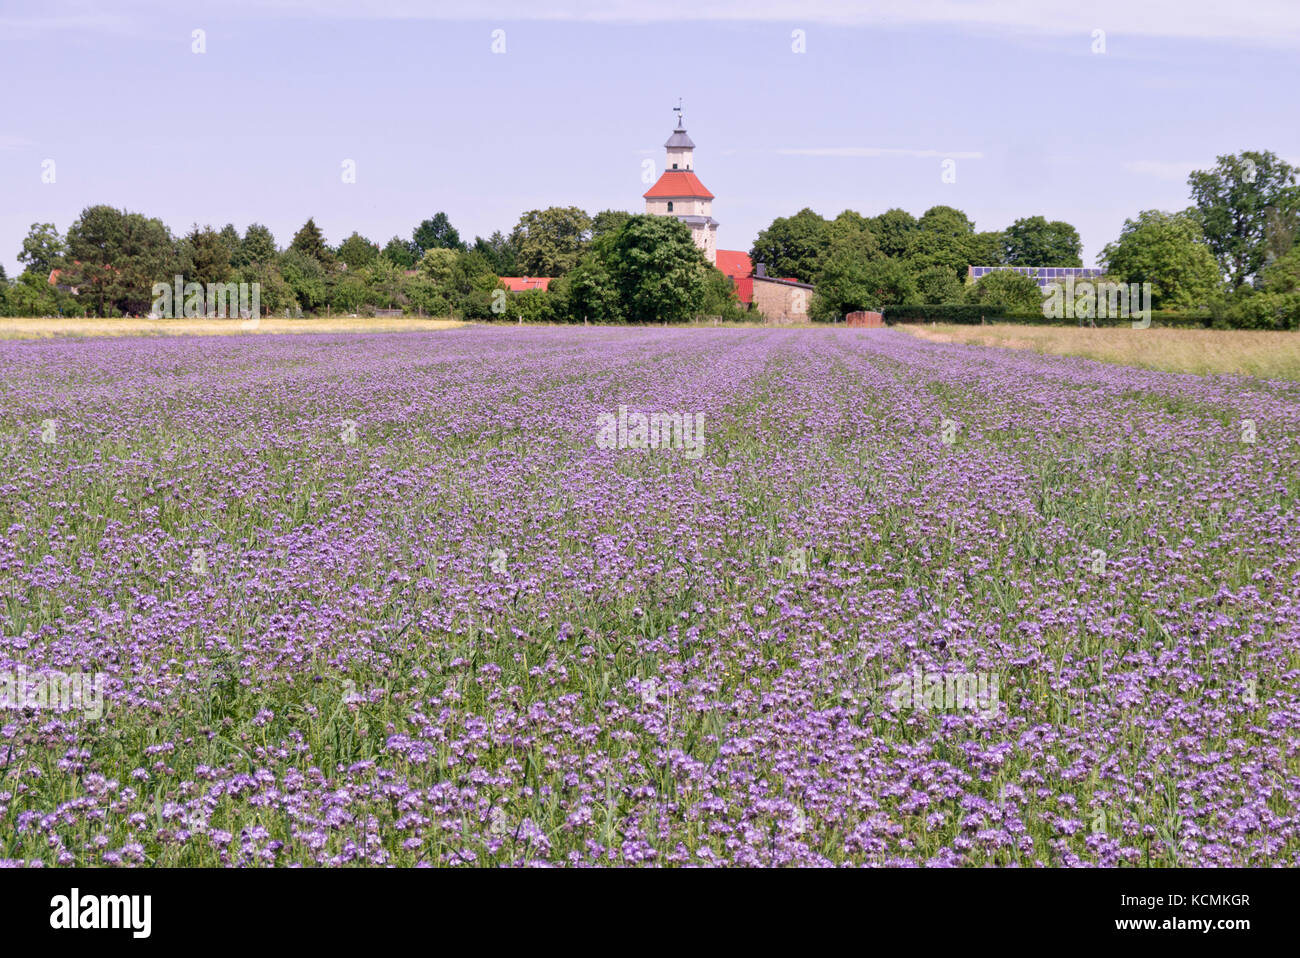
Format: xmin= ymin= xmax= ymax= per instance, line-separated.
xmin=667 ymin=201 xmax=674 ymax=212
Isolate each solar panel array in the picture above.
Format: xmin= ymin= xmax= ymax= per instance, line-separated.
xmin=968 ymin=265 xmax=1105 ymax=289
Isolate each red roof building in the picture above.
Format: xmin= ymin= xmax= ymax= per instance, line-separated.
xmin=715 ymin=249 xmax=754 ymax=305
xmin=499 ymin=277 xmax=552 ymax=292
xmin=643 ymin=109 xmax=719 ymax=264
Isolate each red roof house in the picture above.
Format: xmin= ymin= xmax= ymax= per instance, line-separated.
xmin=499 ymin=277 xmax=552 ymax=292
xmin=716 ymin=248 xmax=753 ymax=305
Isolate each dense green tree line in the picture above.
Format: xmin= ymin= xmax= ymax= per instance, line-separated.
xmin=797 ymin=150 xmax=1300 ymax=326
xmin=3 ymin=150 xmax=1295 ymax=327
xmin=0 ymin=205 xmax=744 ymax=323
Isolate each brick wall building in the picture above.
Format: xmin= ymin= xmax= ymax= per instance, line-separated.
xmin=751 ymin=269 xmax=814 ymax=323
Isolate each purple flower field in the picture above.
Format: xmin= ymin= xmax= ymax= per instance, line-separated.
xmin=2 ymin=326 xmax=1299 ymax=867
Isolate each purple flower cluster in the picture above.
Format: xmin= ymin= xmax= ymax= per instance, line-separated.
xmin=0 ymin=326 xmax=1297 ymax=867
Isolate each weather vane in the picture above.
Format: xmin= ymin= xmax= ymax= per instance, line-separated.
xmin=673 ymin=98 xmax=683 ymax=127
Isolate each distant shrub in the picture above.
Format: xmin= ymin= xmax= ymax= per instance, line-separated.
xmin=1220 ymin=291 xmax=1300 ymax=330
xmin=964 ymin=268 xmax=1041 ymax=310
xmin=884 ymin=304 xmax=1002 ymax=324
xmin=884 ymin=303 xmax=1215 ymax=328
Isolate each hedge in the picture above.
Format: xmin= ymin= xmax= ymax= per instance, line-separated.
xmin=882 ymin=304 xmax=1216 ymax=328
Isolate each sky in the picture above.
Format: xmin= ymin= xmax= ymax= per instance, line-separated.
xmin=1 ymin=0 xmax=1298 ymax=277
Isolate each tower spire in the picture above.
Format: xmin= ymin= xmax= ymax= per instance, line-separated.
xmin=644 ymin=101 xmax=716 ymax=265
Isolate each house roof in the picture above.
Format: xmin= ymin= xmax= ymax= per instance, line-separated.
xmin=49 ymin=262 xmax=115 ymax=286
xmin=499 ymin=277 xmax=552 ymax=292
xmin=714 ymin=250 xmax=754 ymax=306
xmin=643 ymin=170 xmax=714 ymax=200
xmin=715 ymin=249 xmax=752 ymax=281
xmin=754 ymin=274 xmax=815 ymax=290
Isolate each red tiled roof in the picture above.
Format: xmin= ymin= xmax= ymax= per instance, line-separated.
xmin=49 ymin=261 xmax=115 ymax=285
xmin=715 ymin=249 xmax=752 ymax=281
xmin=643 ymin=170 xmax=714 ymax=200
xmin=716 ymin=250 xmax=754 ymax=305
xmin=499 ymin=277 xmax=552 ymax=292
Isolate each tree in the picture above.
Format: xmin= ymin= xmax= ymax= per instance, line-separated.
xmin=181 ymin=225 xmax=233 ymax=287
xmin=910 ymin=205 xmax=978 ymax=279
xmin=916 ymin=265 xmax=966 ymax=303
xmin=511 ymin=207 xmax=592 ymax=276
xmin=869 ymin=208 xmax=919 ymax=259
xmin=449 ymin=249 xmax=503 ymax=319
xmin=17 ymin=223 xmax=67 ymax=277
xmin=365 ymin=258 xmax=407 ymax=310
xmin=1188 ymin=150 xmax=1300 ymax=288
xmin=553 ymin=253 xmax=622 ymax=323
xmin=242 ymin=224 xmax=277 ymax=265
xmin=418 ymin=247 xmax=458 ymax=286
xmin=1261 ymin=243 xmax=1300 ymax=294
xmin=591 ymin=209 xmax=633 ymax=240
xmin=337 ymin=232 xmax=379 ymax=271
xmin=1003 ymin=216 xmax=1083 ymax=266
xmin=289 ymin=217 xmax=334 ymax=268
xmin=240 ymin=259 xmax=292 ymax=312
xmin=381 ymin=236 xmax=418 ymax=269
xmin=6 ymin=269 xmax=64 ymax=317
xmin=471 ymin=232 xmax=519 ymax=275
xmin=279 ymin=248 xmax=328 ymax=311
xmin=218 ymin=224 xmax=244 ymax=268
xmin=918 ymin=205 xmax=975 ymax=236
xmin=968 ymin=231 xmax=1005 ymax=268
xmin=607 ymin=215 xmax=708 ymax=323
xmin=856 ymin=257 xmax=919 ymax=310
xmin=1264 ymin=205 xmax=1300 ymax=266
xmin=331 ymin=272 xmax=370 ymax=313
xmin=412 ymin=212 xmax=464 ymax=255
xmin=1099 ymin=210 xmax=1221 ymax=309
xmin=698 ymin=266 xmax=749 ymax=321
xmin=403 ymin=275 xmax=452 ymax=317
xmin=749 ymin=208 xmax=829 ymax=283
xmin=826 ymin=210 xmax=881 ymax=263
xmin=812 ymin=252 xmax=916 ymax=320
xmin=965 ymin=268 xmax=1041 ymax=310
xmin=64 ymin=205 xmax=178 ymax=315
xmin=509 ymin=289 xmax=551 ymax=323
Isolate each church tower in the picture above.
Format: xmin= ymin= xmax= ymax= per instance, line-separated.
xmin=643 ymin=104 xmax=718 ymax=264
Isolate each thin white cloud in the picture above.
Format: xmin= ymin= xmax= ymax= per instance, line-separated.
xmin=243 ymin=0 xmax=1300 ymax=46
xmin=778 ymin=147 xmax=983 ymax=160
xmin=0 ymin=5 xmax=135 ymax=36
xmin=10 ymin=1 xmax=1300 ymax=46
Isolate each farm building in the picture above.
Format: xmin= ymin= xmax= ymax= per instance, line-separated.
xmin=499 ymin=277 xmax=552 ymax=292
xmin=715 ymin=249 xmax=813 ymax=323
